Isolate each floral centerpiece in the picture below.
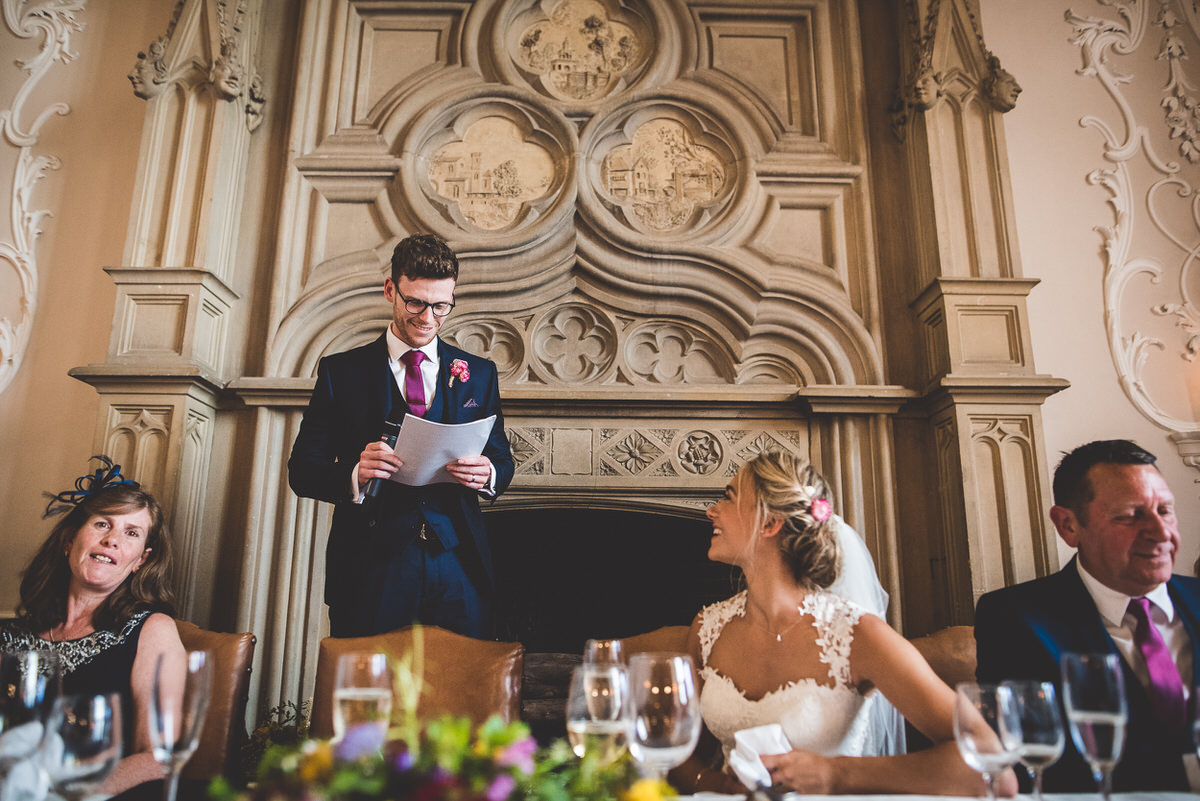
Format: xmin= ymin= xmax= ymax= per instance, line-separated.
xmin=211 ymin=629 xmax=671 ymax=801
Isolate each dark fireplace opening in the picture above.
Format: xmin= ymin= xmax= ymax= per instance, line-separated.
xmin=487 ymin=507 xmax=737 ymax=652
xmin=486 ymin=506 xmax=738 ymax=743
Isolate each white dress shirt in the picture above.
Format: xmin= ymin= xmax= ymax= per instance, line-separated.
xmin=1076 ymin=559 xmax=1193 ymax=693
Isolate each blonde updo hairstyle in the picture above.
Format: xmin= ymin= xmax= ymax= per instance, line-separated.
xmin=741 ymin=450 xmax=840 ymax=588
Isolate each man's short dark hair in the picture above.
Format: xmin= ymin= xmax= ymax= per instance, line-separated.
xmin=390 ymin=233 xmax=458 ymax=284
xmin=1052 ymin=439 xmax=1158 ymax=520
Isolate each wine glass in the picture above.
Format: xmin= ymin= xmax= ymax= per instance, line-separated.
xmin=566 ymin=663 xmax=631 ymax=764
xmin=627 ymin=653 xmax=701 ymax=780
xmin=40 ymin=692 xmax=122 ymax=801
xmin=584 ymin=639 xmax=626 ymax=665
xmin=149 ymin=649 xmax=212 ymax=801
xmin=953 ymin=682 xmax=1022 ymax=801
xmin=1060 ymin=652 xmax=1126 ymax=800
xmin=1003 ymin=680 xmax=1065 ymax=801
xmin=0 ymin=651 xmax=60 ymax=795
xmin=333 ymin=652 xmax=393 ymax=750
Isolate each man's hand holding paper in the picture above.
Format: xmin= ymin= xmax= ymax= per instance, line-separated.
xmin=387 ymin=414 xmax=498 ymax=487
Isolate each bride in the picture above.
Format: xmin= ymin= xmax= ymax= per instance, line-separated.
xmin=675 ymin=450 xmax=1015 ymax=795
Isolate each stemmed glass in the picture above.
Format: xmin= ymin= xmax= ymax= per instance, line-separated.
xmin=584 ymin=639 xmax=626 ymax=666
xmin=566 ymin=663 xmax=631 ymax=764
xmin=953 ymin=682 xmax=1023 ymax=801
xmin=0 ymin=650 xmax=60 ymax=798
xmin=333 ymin=653 xmax=393 ymax=749
xmin=149 ymin=650 xmax=212 ymax=801
xmin=41 ymin=692 xmax=123 ymax=801
xmin=627 ymin=653 xmax=701 ymax=781
xmin=1003 ymin=680 xmax=1065 ymax=801
xmin=1060 ymin=652 xmax=1126 ymax=800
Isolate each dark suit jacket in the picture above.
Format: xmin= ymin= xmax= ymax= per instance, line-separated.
xmin=975 ymin=557 xmax=1200 ymax=791
xmin=287 ymin=333 xmax=514 ymax=614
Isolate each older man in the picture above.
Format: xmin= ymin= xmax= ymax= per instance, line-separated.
xmin=975 ymin=439 xmax=1199 ymax=792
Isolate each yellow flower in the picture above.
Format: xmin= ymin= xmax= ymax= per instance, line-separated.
xmin=297 ymin=740 xmax=334 ymax=784
xmin=620 ymin=777 xmax=675 ymax=801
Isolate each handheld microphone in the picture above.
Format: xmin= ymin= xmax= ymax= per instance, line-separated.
xmin=364 ymin=418 xmax=403 ymax=499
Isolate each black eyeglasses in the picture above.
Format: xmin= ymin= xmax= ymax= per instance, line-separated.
xmin=396 ymin=290 xmax=454 ymax=317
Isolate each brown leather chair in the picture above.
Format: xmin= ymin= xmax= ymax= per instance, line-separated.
xmin=310 ymin=625 xmax=523 ymax=739
xmin=175 ymin=620 xmax=256 ymax=780
xmin=621 ymin=625 xmax=691 ymax=656
xmin=908 ymin=625 xmax=977 ymax=687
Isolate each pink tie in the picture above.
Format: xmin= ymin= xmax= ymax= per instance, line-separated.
xmin=1129 ymin=597 xmax=1186 ymax=729
xmin=401 ymin=350 xmax=427 ymax=418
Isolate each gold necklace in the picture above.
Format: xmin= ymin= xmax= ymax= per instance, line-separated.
xmin=748 ymin=604 xmax=804 ymax=643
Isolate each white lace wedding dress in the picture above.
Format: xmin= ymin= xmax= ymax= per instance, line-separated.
xmin=698 ymin=589 xmax=874 ymax=763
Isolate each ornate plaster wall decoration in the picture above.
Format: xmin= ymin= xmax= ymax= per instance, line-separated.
xmin=1068 ymin=0 xmax=1200 ymax=436
xmin=0 ymin=0 xmax=85 ymax=396
xmin=503 ymin=0 xmax=653 ymax=105
xmin=426 ymin=116 xmax=556 ymax=230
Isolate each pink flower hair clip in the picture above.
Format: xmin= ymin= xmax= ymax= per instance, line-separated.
xmin=448 ymin=358 xmax=470 ymax=388
xmin=810 ymin=497 xmax=832 ymax=522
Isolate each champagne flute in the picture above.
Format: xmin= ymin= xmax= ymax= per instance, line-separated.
xmin=627 ymin=653 xmax=701 ymax=780
xmin=41 ymin=692 xmax=122 ymax=801
xmin=1060 ymin=652 xmax=1126 ymax=801
xmin=566 ymin=663 xmax=631 ymax=764
xmin=0 ymin=651 xmax=60 ymax=796
xmin=149 ymin=650 xmax=212 ymax=801
xmin=333 ymin=652 xmax=393 ymax=752
xmin=1003 ymin=680 xmax=1065 ymax=801
xmin=584 ymin=639 xmax=626 ymax=665
xmin=953 ymin=682 xmax=1022 ymax=801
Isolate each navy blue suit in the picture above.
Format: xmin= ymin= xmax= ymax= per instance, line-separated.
xmin=288 ymin=333 xmax=514 ymax=638
xmin=975 ymin=558 xmax=1200 ymax=791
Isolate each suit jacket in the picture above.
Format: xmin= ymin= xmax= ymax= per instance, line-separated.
xmin=287 ymin=333 xmax=515 ymax=612
xmin=975 ymin=557 xmax=1200 ymax=791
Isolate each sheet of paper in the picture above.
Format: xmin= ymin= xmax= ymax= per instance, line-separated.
xmin=386 ymin=413 xmax=497 ymax=487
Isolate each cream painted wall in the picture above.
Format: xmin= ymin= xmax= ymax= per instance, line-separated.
xmin=0 ymin=2 xmax=178 ymax=614
xmin=983 ymin=0 xmax=1200 ymax=571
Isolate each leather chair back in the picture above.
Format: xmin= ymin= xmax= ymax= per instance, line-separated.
xmin=909 ymin=625 xmax=977 ymax=687
xmin=175 ymin=620 xmax=256 ymax=780
xmin=621 ymin=625 xmax=691 ymax=656
xmin=310 ymin=625 xmax=523 ymax=739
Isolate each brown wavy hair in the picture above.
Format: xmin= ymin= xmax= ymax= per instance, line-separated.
xmin=741 ymin=450 xmax=841 ymax=588
xmin=16 ymin=485 xmax=176 ymax=635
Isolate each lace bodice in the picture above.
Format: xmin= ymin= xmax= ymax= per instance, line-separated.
xmin=698 ymin=590 xmax=873 ymax=762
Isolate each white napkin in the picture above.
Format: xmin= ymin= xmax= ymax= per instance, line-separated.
xmin=728 ymin=723 xmax=792 ymax=789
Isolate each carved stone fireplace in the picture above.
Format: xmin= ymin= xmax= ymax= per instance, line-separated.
xmin=76 ymin=0 xmax=1066 ymax=718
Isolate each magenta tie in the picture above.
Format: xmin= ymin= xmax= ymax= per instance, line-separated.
xmin=400 ymin=350 xmax=427 ymax=418
xmin=1129 ymin=597 xmax=1186 ymax=729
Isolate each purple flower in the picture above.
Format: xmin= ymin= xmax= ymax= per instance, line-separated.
xmin=495 ymin=737 xmax=537 ymax=773
xmin=333 ymin=723 xmax=386 ymax=761
xmin=486 ymin=773 xmax=516 ymax=801
xmin=390 ymin=745 xmax=415 ymax=773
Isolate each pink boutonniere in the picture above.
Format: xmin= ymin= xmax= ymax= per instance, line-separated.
xmin=448 ymin=359 xmax=470 ymax=388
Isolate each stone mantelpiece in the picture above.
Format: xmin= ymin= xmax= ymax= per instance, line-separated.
xmin=78 ymin=0 xmax=1066 ymax=720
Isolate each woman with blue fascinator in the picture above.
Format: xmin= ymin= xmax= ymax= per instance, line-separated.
xmin=1 ymin=456 xmax=185 ymax=795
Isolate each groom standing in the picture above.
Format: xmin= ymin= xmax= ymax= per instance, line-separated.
xmin=289 ymin=233 xmax=514 ymax=639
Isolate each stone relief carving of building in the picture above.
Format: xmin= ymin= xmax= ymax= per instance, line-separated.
xmin=1066 ymin=0 xmax=1200 ymax=468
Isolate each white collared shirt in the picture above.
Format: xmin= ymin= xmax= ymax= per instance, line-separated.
xmin=386 ymin=326 xmax=439 ymax=408
xmin=1075 ymin=559 xmax=1193 ymax=693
